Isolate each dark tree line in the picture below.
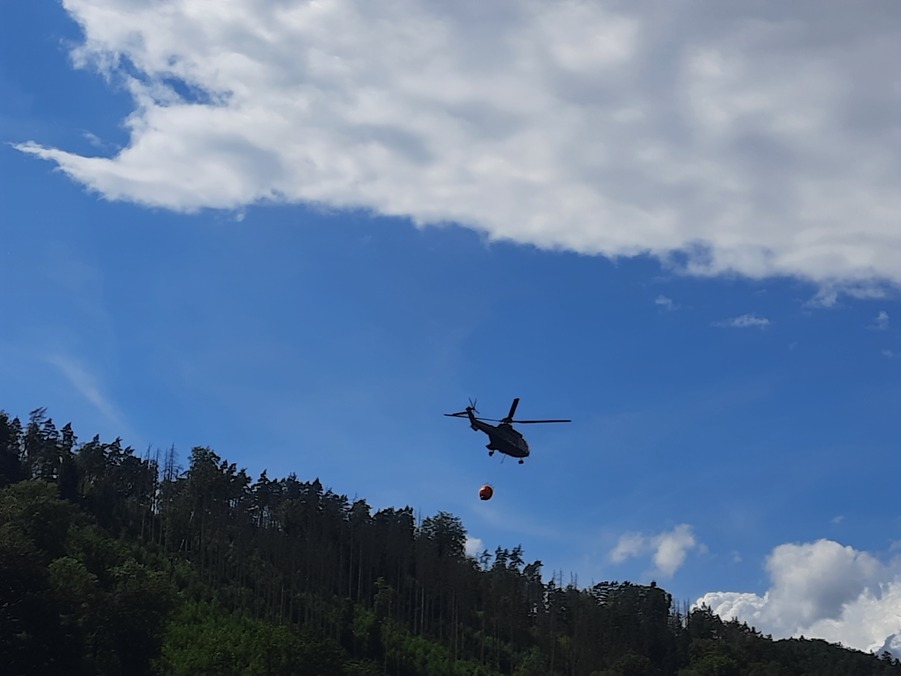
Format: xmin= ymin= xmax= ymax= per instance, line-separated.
xmin=2 ymin=407 xmax=900 ymax=675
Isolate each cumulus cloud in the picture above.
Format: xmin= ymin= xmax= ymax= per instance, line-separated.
xmin=712 ymin=313 xmax=771 ymax=329
xmin=611 ymin=523 xmax=698 ymax=578
xmin=465 ymin=536 xmax=485 ymax=559
xmin=16 ymin=0 xmax=901 ymax=289
xmin=697 ymin=539 xmax=901 ymax=657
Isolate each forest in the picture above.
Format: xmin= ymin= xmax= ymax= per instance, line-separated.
xmin=1 ymin=407 xmax=899 ymax=675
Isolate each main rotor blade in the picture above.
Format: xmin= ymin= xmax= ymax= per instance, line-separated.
xmin=503 ymin=397 xmax=520 ymax=423
xmin=509 ymin=419 xmax=572 ymax=424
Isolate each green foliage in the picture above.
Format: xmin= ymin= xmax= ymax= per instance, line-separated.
xmin=0 ymin=480 xmax=78 ymax=560
xmin=0 ymin=519 xmax=73 ymax=674
xmin=158 ymin=602 xmax=345 ymax=675
xmin=106 ymin=560 xmax=177 ymax=673
xmin=609 ymin=653 xmax=656 ymax=676
xmin=0 ymin=479 xmax=174 ymax=674
xmin=381 ymin=618 xmax=496 ymax=675
xmin=0 ymin=411 xmax=25 ymax=486
xmin=419 ymin=511 xmax=467 ymax=560
xmin=679 ymin=651 xmax=740 ymax=676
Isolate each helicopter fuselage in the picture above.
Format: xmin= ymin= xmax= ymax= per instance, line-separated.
xmin=465 ymin=408 xmax=530 ymax=459
xmin=446 ymin=398 xmax=569 ymax=464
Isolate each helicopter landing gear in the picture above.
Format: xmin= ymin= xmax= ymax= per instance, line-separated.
xmin=518 ymin=459 xmax=524 ymax=464
xmin=486 ymin=444 xmax=494 ymax=456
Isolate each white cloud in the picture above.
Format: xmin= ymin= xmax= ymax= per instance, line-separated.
xmin=876 ymin=635 xmax=901 ymax=660
xmin=611 ymin=533 xmax=647 ymax=563
xmin=81 ymin=130 xmax=108 ymax=149
xmin=713 ymin=314 xmax=771 ymax=329
xmin=610 ymin=523 xmax=698 ymax=578
xmin=17 ymin=1 xmax=901 ymax=290
xmin=806 ymin=283 xmax=891 ymax=310
xmin=805 ymin=289 xmax=840 ymax=309
xmin=872 ymin=311 xmax=890 ymax=330
xmin=697 ymin=539 xmax=901 ymax=657
xmin=465 ymin=536 xmax=485 ymax=559
xmin=655 ymin=295 xmax=677 ymax=311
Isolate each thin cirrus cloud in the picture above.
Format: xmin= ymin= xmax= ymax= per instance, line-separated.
xmin=697 ymin=539 xmax=901 ymax=658
xmin=871 ymin=311 xmax=890 ymax=330
xmin=712 ymin=314 xmax=771 ymax=329
xmin=43 ymin=353 xmax=127 ymax=432
xmin=610 ymin=523 xmax=699 ymax=578
xmin=654 ymin=295 xmax=677 ymax=312
xmin=15 ymin=0 xmax=901 ymax=290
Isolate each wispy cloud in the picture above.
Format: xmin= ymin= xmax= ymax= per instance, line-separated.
xmin=17 ymin=0 xmax=901 ymax=288
xmin=654 ymin=295 xmax=677 ymax=312
xmin=805 ymin=289 xmax=839 ymax=309
xmin=610 ymin=523 xmax=698 ymax=578
xmin=882 ymin=349 xmax=899 ymax=360
xmin=82 ymin=130 xmax=110 ymax=150
xmin=806 ymin=283 xmax=892 ymax=310
xmin=712 ymin=314 xmax=771 ymax=329
xmin=44 ymin=354 xmax=126 ymax=431
xmin=698 ymin=539 xmax=901 ymax=658
xmin=611 ymin=533 xmax=646 ymax=563
xmin=871 ymin=311 xmax=890 ymax=331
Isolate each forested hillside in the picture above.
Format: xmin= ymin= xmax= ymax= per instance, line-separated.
xmin=1 ymin=408 xmax=899 ymax=675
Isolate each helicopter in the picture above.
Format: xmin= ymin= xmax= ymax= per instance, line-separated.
xmin=444 ymin=397 xmax=571 ymax=463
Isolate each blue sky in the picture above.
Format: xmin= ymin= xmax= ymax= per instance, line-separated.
xmin=2 ymin=0 xmax=901 ymax=656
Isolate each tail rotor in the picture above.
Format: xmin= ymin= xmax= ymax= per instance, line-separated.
xmin=444 ymin=397 xmax=479 ymax=419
